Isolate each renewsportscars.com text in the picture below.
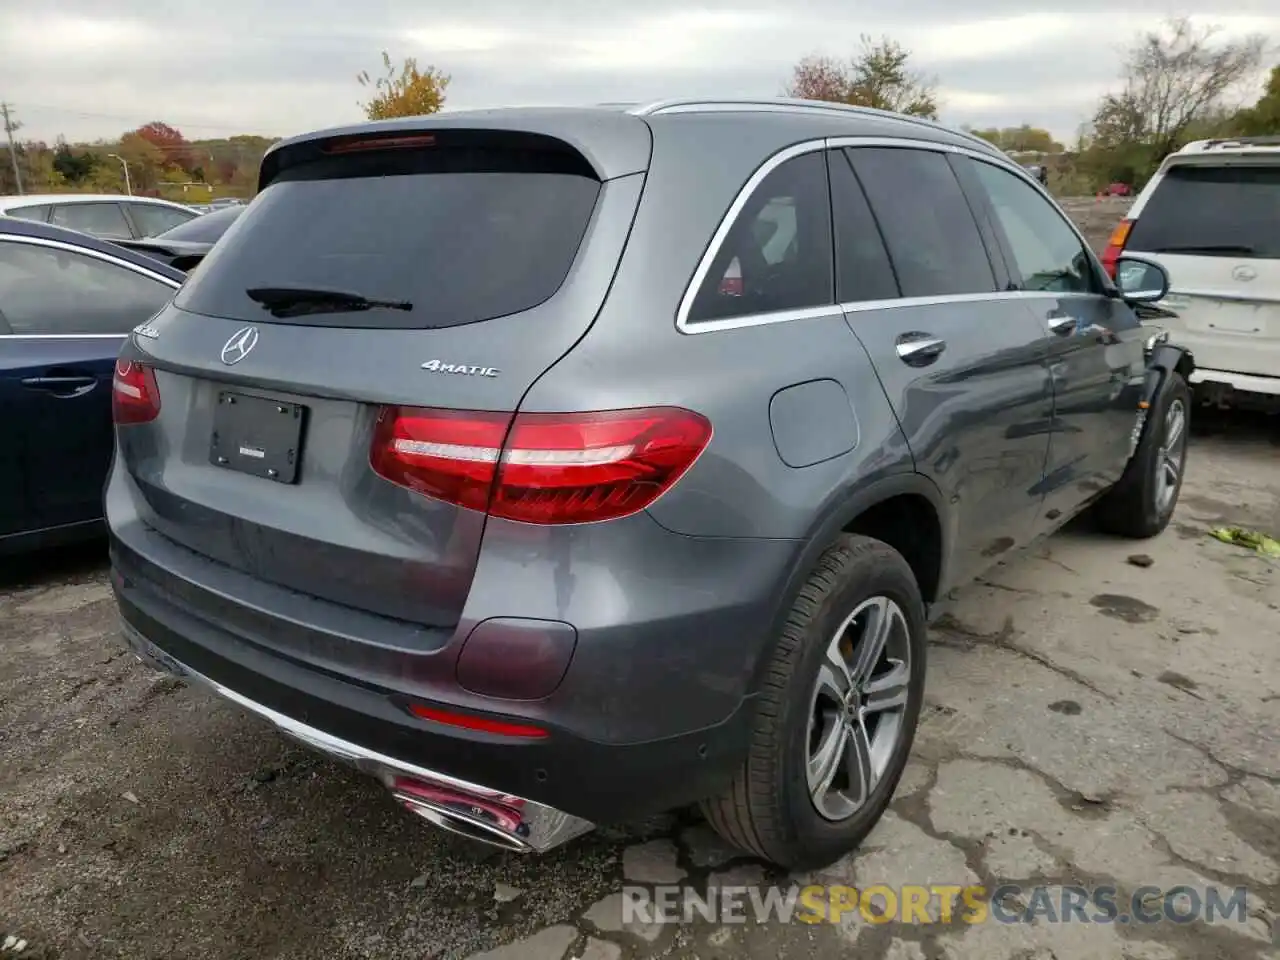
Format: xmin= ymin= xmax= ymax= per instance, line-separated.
xmin=622 ymin=883 xmax=1252 ymax=927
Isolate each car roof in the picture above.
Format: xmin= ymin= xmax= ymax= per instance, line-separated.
xmin=260 ymin=98 xmax=1004 ymax=187
xmin=0 ymin=213 xmax=187 ymax=283
xmin=0 ymin=193 xmax=195 ymax=212
xmin=1167 ymin=136 xmax=1280 ymax=161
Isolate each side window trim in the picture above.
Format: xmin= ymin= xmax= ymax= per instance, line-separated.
xmin=678 ymin=142 xmax=836 ymax=332
xmin=677 ymin=134 xmax=1101 ymax=335
xmin=0 ymin=234 xmax=180 ymax=339
xmin=682 ymin=148 xmax=836 ymax=330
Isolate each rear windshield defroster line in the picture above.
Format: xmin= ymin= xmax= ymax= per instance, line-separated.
xmin=174 ymin=143 xmax=603 ymax=330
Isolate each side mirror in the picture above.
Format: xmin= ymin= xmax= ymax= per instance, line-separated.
xmin=1114 ymin=255 xmax=1171 ymax=304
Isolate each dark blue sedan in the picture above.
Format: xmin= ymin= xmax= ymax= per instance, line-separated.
xmin=0 ymin=216 xmax=185 ymax=553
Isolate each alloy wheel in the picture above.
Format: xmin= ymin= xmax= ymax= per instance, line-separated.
xmin=806 ymin=596 xmax=912 ymax=821
xmin=1155 ymin=398 xmax=1187 ymax=515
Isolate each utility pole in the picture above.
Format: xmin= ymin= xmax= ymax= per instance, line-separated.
xmin=1 ymin=102 xmax=22 ymax=195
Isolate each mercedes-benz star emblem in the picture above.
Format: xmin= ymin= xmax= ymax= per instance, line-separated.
xmin=1232 ymin=265 xmax=1257 ymax=283
xmin=220 ymin=326 xmax=259 ymax=365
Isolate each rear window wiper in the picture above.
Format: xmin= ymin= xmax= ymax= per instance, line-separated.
xmin=1150 ymin=244 xmax=1256 ymax=254
xmin=245 ymin=285 xmax=413 ymax=318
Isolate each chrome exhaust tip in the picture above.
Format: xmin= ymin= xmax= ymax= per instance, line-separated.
xmin=392 ymin=790 xmax=534 ymax=853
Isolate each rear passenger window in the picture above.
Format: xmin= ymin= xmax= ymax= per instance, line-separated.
xmin=845 ymin=147 xmax=996 ymax=298
xmin=127 ymin=202 xmax=197 ymax=238
xmin=688 ymin=151 xmax=834 ymax=323
xmin=5 ymin=204 xmax=50 ymax=222
xmin=49 ymin=202 xmax=132 ymax=239
xmin=965 ymin=159 xmax=1100 ymax=294
xmin=828 ymin=150 xmax=898 ymax=304
xmin=0 ymin=240 xmax=174 ymax=335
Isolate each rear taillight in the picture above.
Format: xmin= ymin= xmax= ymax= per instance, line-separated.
xmin=1101 ymin=219 xmax=1133 ymax=279
xmin=111 ymin=359 xmax=161 ymax=424
xmin=370 ymin=406 xmax=712 ymax=525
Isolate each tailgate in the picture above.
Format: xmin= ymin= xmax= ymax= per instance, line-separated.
xmin=114 ymin=123 xmax=650 ymax=628
xmin=1125 ymin=160 xmax=1280 ymax=378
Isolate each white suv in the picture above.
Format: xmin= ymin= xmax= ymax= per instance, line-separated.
xmin=1101 ymin=136 xmax=1280 ymax=409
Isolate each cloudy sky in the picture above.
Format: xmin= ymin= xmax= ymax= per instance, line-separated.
xmin=2 ymin=1 xmax=1277 ymax=146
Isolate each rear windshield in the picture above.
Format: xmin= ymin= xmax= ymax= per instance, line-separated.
xmin=175 ymin=146 xmax=602 ymax=328
xmin=1127 ymin=164 xmax=1280 ymax=259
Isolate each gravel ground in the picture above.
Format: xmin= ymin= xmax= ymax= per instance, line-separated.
xmin=3 ymin=197 xmax=1277 ymax=960
xmin=1060 ymin=195 xmax=1130 ymax=252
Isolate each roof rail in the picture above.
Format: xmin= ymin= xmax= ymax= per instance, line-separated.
xmin=1189 ymin=135 xmax=1280 ymax=151
xmin=628 ymin=98 xmax=1002 ymax=154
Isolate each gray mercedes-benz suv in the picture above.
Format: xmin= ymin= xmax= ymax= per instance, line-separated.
xmin=108 ymin=98 xmax=1192 ymax=870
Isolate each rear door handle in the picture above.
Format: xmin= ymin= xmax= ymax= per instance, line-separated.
xmin=895 ymin=333 xmax=946 ymax=367
xmin=21 ymin=375 xmax=98 ymax=397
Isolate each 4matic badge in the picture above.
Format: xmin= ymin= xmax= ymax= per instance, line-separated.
xmin=421 ymin=359 xmax=500 ymax=378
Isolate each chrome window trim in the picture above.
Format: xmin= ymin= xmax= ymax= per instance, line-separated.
xmin=676 ymin=139 xmax=828 ymax=335
xmin=0 ymin=233 xmax=181 ymax=339
xmin=0 ymin=333 xmax=130 ymax=341
xmin=0 ymin=234 xmax=182 ymax=287
xmin=682 ymin=290 xmax=1104 ymax=335
xmin=676 ymin=135 xmax=1104 ymax=335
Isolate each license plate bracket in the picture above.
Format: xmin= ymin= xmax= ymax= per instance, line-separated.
xmin=209 ymin=391 xmax=306 ymax=484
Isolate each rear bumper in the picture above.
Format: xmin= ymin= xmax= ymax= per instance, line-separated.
xmin=120 ymin=620 xmax=592 ymax=852
xmin=1189 ymin=368 xmax=1280 ymax=396
xmin=112 ymin=564 xmax=756 ymax=830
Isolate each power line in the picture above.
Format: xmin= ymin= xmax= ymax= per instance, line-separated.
xmin=15 ymin=101 xmax=273 ymax=134
xmin=1 ymin=101 xmax=23 ymax=194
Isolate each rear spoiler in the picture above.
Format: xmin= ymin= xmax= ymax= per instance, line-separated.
xmin=108 ymin=238 xmax=204 ymax=273
xmin=110 ymin=238 xmax=175 ymax=258
xmin=258 ymin=109 xmax=653 ymax=191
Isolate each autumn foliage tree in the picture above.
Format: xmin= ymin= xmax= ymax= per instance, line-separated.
xmin=787 ymin=35 xmax=939 ymax=119
xmin=358 ymin=52 xmax=450 ymax=120
xmin=135 ymin=121 xmax=195 ymax=173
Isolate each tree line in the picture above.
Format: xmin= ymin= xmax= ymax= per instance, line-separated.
xmin=1 ymin=18 xmax=1274 ymax=201
xmin=784 ymin=18 xmax=1277 ymax=193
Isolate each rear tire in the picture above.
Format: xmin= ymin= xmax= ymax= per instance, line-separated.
xmin=701 ymin=534 xmax=926 ymax=871
xmin=1094 ymin=372 xmax=1191 ymax=539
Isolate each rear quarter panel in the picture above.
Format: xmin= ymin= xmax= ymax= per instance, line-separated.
xmin=515 ymin=113 xmax=917 ymax=540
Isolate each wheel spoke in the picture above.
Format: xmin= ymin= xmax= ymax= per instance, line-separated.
xmin=1163 ymin=457 xmax=1180 ymax=488
xmin=1165 ymin=404 xmax=1185 ymax=449
xmin=863 ymin=659 xmax=910 ymax=714
xmin=808 ymin=716 xmax=849 ymax=801
xmin=849 ymin=597 xmax=893 ymax=685
xmin=843 ymin=717 xmax=875 ymax=809
xmin=820 ymin=631 xmax=856 ymax=699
